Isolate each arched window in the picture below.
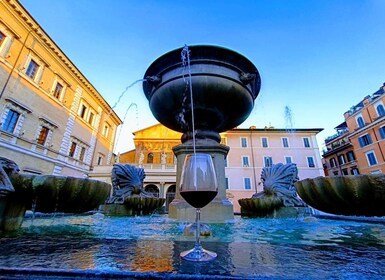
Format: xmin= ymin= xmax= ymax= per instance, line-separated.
xmin=147 ymin=153 xmax=154 ymax=163
xmin=376 ymin=104 xmax=385 ymax=117
xmin=356 ymin=116 xmax=365 ymax=128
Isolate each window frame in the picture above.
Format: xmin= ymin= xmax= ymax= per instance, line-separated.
xmin=282 ymin=137 xmax=289 ymax=148
xmin=356 ymin=115 xmax=365 ymax=128
xmin=1 ymin=109 xmax=20 ymax=133
xmin=307 ymin=156 xmax=315 ymax=168
xmin=240 ymin=137 xmax=248 ymax=148
xmin=284 ymin=156 xmax=292 ymax=164
xmin=358 ymin=133 xmax=372 ymax=147
xmin=261 ymin=137 xmax=269 ymax=148
xmin=303 ymin=137 xmax=310 ymax=148
xmin=242 ymin=156 xmax=250 ymax=167
xmin=243 ymin=177 xmax=252 ymax=190
xmin=366 ymin=150 xmax=378 ymax=166
xmin=25 ymin=59 xmax=39 ymax=79
xmin=36 ymin=126 xmax=49 ymax=146
xmin=264 ymin=156 xmax=273 ymax=167
xmin=376 ymin=103 xmax=385 ymax=117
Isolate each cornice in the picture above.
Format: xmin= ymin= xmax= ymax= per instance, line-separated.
xmin=4 ymin=0 xmax=122 ymax=125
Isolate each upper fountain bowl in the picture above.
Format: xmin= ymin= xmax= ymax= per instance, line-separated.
xmin=143 ymin=45 xmax=261 ymax=136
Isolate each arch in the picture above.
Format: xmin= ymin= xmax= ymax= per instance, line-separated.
xmin=147 ymin=153 xmax=154 ymax=163
xmin=356 ymin=116 xmax=365 ymax=128
xmin=376 ymin=104 xmax=385 ymax=117
xmin=144 ymin=184 xmax=159 ymax=196
xmin=165 ymin=184 xmax=176 ymax=212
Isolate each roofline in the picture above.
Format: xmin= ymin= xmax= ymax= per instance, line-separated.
xmin=10 ymin=0 xmax=122 ymax=124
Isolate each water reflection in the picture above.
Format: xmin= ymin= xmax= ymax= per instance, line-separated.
xmin=1 ymin=215 xmax=385 ymax=278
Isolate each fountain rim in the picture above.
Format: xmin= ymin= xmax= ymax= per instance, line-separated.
xmin=142 ymin=44 xmax=261 ymax=100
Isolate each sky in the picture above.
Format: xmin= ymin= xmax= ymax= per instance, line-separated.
xmin=20 ymin=0 xmax=385 ymax=153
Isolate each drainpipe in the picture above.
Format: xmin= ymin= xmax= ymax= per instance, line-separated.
xmin=0 ymin=27 xmax=37 ymax=100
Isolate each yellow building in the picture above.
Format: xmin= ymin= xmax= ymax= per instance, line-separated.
xmin=0 ymin=0 xmax=122 ymax=177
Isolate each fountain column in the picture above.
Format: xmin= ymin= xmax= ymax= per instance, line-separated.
xmin=169 ymin=139 xmax=233 ymax=222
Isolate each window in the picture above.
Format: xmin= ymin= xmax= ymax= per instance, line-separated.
xmin=242 ymin=156 xmax=249 ymax=167
xmin=376 ymin=104 xmax=385 ymax=117
xmin=261 ymin=137 xmax=268 ymax=148
xmin=0 ymin=31 xmax=5 ymax=46
xmin=240 ymin=137 xmax=247 ymax=148
xmin=97 ymin=155 xmax=103 ymax=165
xmin=2 ymin=109 xmax=20 ymax=133
xmin=244 ymin=177 xmax=251 ymax=190
xmin=307 ymin=156 xmax=315 ymax=168
xmin=284 ymin=156 xmax=292 ymax=164
xmin=282 ymin=137 xmax=289 ymax=148
xmin=303 ymin=137 xmax=310 ymax=148
xmin=358 ymin=134 xmax=372 ymax=147
xmin=330 ymin=158 xmax=336 ymax=168
xmin=351 ymin=168 xmax=359 ymax=175
xmin=88 ymin=112 xmax=94 ymax=125
xmin=147 ymin=153 xmax=154 ymax=164
xmin=366 ymin=151 xmax=377 ymax=166
xmin=379 ymin=126 xmax=385 ymax=139
xmin=80 ymin=104 xmax=87 ymax=118
xmin=225 ymin=178 xmax=229 ymax=189
xmin=356 ymin=116 xmax=365 ymax=128
xmin=36 ymin=126 xmax=49 ymax=145
xmin=342 ymin=169 xmax=348 ymax=175
xmin=79 ymin=147 xmax=86 ymax=162
xmin=103 ymin=124 xmax=110 ymax=137
xmin=264 ymin=156 xmax=273 ymax=167
xmin=69 ymin=142 xmax=77 ymax=157
xmin=346 ymin=151 xmax=355 ymax=162
xmin=26 ymin=59 xmax=39 ymax=79
xmin=53 ymin=82 xmax=63 ymax=99
xmin=338 ymin=154 xmax=346 ymax=165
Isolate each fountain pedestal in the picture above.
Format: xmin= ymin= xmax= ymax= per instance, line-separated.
xmin=169 ymin=139 xmax=234 ymax=222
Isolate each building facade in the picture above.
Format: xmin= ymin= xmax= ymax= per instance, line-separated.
xmin=322 ymin=122 xmax=358 ymax=176
xmin=0 ymin=0 xmax=122 ymax=177
xmin=344 ymin=83 xmax=385 ymax=174
xmin=91 ymin=124 xmax=324 ymax=213
xmin=323 ymin=83 xmax=385 ymax=175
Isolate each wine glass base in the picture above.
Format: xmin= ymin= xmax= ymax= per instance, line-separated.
xmin=180 ymin=247 xmax=217 ymax=262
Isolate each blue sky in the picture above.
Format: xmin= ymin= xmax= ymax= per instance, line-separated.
xmin=20 ymin=0 xmax=385 ymax=153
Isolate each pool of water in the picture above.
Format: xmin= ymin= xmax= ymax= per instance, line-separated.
xmin=1 ymin=214 xmax=385 ymax=279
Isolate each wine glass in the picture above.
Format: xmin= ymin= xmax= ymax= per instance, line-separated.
xmin=179 ymin=153 xmax=218 ymax=261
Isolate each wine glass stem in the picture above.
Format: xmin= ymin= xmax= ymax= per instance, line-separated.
xmin=195 ymin=208 xmax=202 ymax=251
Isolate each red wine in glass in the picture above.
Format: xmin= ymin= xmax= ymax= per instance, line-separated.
xmin=179 ymin=153 xmax=218 ymax=261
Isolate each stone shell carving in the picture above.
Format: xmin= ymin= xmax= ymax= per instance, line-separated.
xmin=252 ymin=163 xmax=306 ymax=207
xmin=106 ymin=164 xmax=154 ymax=204
xmin=0 ymin=157 xmax=19 ymax=196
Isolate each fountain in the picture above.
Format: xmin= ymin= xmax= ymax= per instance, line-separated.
xmin=295 ymin=175 xmax=385 ymax=217
xmin=143 ymin=45 xmax=261 ymax=222
xmin=0 ymin=157 xmax=111 ymax=232
xmin=1 ymin=45 xmax=385 ymax=278
xmin=239 ymin=163 xmax=310 ymax=218
xmin=102 ymin=164 xmax=165 ymax=216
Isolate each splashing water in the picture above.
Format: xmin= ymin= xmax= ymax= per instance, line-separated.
xmin=113 ymin=102 xmax=138 ymax=154
xmin=181 ymin=45 xmax=196 ymax=154
xmin=108 ymin=79 xmax=146 ymax=116
xmin=284 ymin=105 xmax=295 ymax=133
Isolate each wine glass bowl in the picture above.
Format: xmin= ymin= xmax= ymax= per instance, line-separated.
xmin=179 ymin=153 xmax=218 ymax=261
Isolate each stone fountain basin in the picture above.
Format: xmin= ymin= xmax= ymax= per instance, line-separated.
xmin=1 ymin=174 xmax=111 ymax=231
xmin=143 ymin=45 xmax=261 ymax=133
xmin=295 ymin=175 xmax=385 ymax=217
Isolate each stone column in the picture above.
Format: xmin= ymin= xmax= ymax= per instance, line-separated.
xmin=168 ymin=139 xmax=234 ymax=223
